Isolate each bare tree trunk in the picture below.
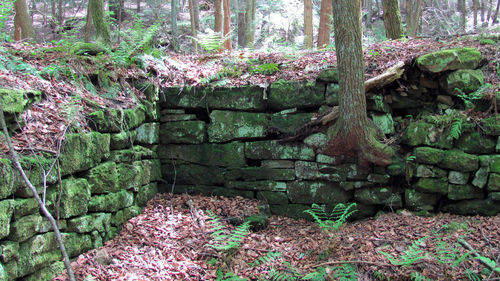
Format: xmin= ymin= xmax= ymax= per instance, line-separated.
xmin=237 ymin=0 xmax=247 ymax=47
xmin=406 ymin=0 xmax=423 ymax=37
xmin=480 ymin=0 xmax=486 ymax=23
xmin=382 ymin=0 xmax=404 ymax=39
xmin=188 ymin=0 xmax=198 ymax=52
xmin=223 ymin=0 xmax=231 ymax=50
xmin=171 ymin=0 xmax=179 ymax=51
xmin=57 ymin=0 xmax=63 ymax=23
xmin=317 ymin=0 xmax=332 ymax=47
xmin=304 ymin=0 xmax=313 ymax=48
xmin=493 ymin=0 xmax=500 ymax=23
xmin=90 ymin=0 xmax=110 ymax=45
xmin=366 ymin=0 xmax=373 ymax=29
xmin=14 ymin=0 xmax=36 ymax=41
xmin=329 ymin=0 xmax=393 ymax=166
xmin=84 ymin=0 xmax=93 ymax=42
xmin=136 ymin=0 xmax=140 ymax=13
xmin=215 ymin=0 xmax=223 ymax=32
xmin=459 ymin=0 xmax=466 ymax=31
xmin=473 ymin=0 xmax=479 ymax=28
xmin=245 ymin=0 xmax=256 ymax=48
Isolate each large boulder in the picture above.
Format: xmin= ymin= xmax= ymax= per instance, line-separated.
xmin=440 ymin=69 xmax=484 ymax=95
xmin=416 ymin=48 xmax=481 ymax=73
xmin=208 ymin=111 xmax=268 ymax=142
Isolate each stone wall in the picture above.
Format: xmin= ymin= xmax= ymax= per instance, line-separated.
xmin=158 ymin=47 xmax=500 ymax=220
xmin=0 ymin=101 xmax=161 ymax=280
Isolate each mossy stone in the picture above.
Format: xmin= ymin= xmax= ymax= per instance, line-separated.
xmin=488 ymin=173 xmax=500 ymax=191
xmin=414 ymin=147 xmax=445 ymax=165
xmin=88 ymin=109 xmax=123 ymax=133
xmin=171 ymin=184 xmax=253 ymax=198
xmin=110 ymin=130 xmax=136 ymax=149
xmin=159 ymin=121 xmax=206 ymax=144
xmin=0 ymin=200 xmax=13 ymax=240
xmin=13 ymin=198 xmax=38 ymax=217
xmin=123 ymin=106 xmax=146 ymax=130
xmin=225 ymin=181 xmax=287 ymax=191
xmin=22 ymin=261 xmax=64 ymax=281
xmin=317 ymin=68 xmax=339 ymax=82
xmin=295 ymin=161 xmax=344 ymax=182
xmin=448 ymin=184 xmax=483 ymax=200
xmin=269 ymin=80 xmax=325 ymax=110
xmin=405 ymin=189 xmax=441 ymax=208
xmin=136 ymin=122 xmax=159 ymax=144
xmin=244 ymin=214 xmax=269 ymax=231
xmin=208 ymin=110 xmax=268 ymax=142
xmin=14 ymin=156 xmax=58 ymax=197
xmin=257 ymin=191 xmax=289 ymax=204
xmin=162 ymin=163 xmax=226 ymax=185
xmin=159 ymin=142 xmax=245 ymax=167
xmin=245 ymin=140 xmax=315 ymax=161
xmin=71 ymin=42 xmax=107 ymax=55
xmin=270 ymin=112 xmax=314 ymax=135
xmin=67 ymin=213 xmax=111 ymax=233
xmin=402 ymin=121 xmax=451 ymax=148
xmin=48 ymin=177 xmax=91 ymax=219
xmin=439 ymin=150 xmax=479 ymax=172
xmin=0 ymin=241 xmax=19 ymax=263
xmin=7 ymin=214 xmax=43 ymax=242
xmin=372 ymin=113 xmax=395 ymax=135
xmin=0 ymin=262 xmax=5 ymax=281
xmin=442 ymin=198 xmax=500 ymax=216
xmin=355 ymin=187 xmax=402 ymax=207
xmin=87 ymin=161 xmax=118 ymax=194
xmin=269 ymin=204 xmax=311 ymax=219
xmin=0 ymin=88 xmax=41 ymax=114
xmin=491 ymin=155 xmax=500 ymax=173
xmin=59 ymin=132 xmax=110 ymax=175
xmin=0 ymin=159 xmax=15 ymax=199
xmin=387 ymin=162 xmax=405 ymax=176
xmin=440 ymin=69 xmax=484 ymax=95
xmin=414 ymin=177 xmax=448 ymax=194
xmin=135 ymin=183 xmax=158 ymax=207
xmin=416 ymin=165 xmax=447 ymax=178
xmin=108 ymin=145 xmax=156 ymax=163
xmin=325 ymin=84 xmax=339 ymax=105
xmin=472 ymin=167 xmax=489 ymax=188
xmin=160 ymin=86 xmax=206 ymax=109
xmin=224 ymin=167 xmax=296 ymax=181
xmin=89 ymin=190 xmax=134 ymax=212
xmin=16 ymin=249 xmax=61 ymax=278
xmin=448 ymin=171 xmax=470 ymax=184
xmin=206 ymin=86 xmax=267 ymax=111
xmin=62 ymin=233 xmax=93 ymax=258
xmin=287 ymin=181 xmax=351 ymax=204
xmin=303 ymin=133 xmax=328 ymax=149
xmin=416 ymin=47 xmax=481 ymax=73
xmin=481 ymin=117 xmax=500 ymax=136
xmin=456 ymin=132 xmax=496 ymax=154
xmin=112 ymin=205 xmax=142 ymax=226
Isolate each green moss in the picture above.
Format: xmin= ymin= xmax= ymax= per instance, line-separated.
xmin=440 ymin=69 xmax=484 ymax=95
xmin=439 ymin=150 xmax=479 ymax=172
xmin=268 ymin=80 xmax=325 ymax=110
xmin=207 ymin=111 xmax=268 ymax=142
xmin=416 ymin=47 xmax=481 ymax=73
xmin=0 ymin=200 xmax=13 ymax=240
xmin=89 ymin=190 xmax=134 ymax=212
xmin=414 ymin=177 xmax=448 ymax=194
xmin=71 ymin=42 xmax=107 ymax=55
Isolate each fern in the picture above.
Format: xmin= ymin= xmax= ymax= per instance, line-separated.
xmin=302 ymin=267 xmax=327 ymax=281
xmin=475 ymin=256 xmax=500 ymax=273
xmin=191 ymin=29 xmax=233 ymax=53
xmin=206 ymin=211 xmax=250 ymax=251
xmin=379 ymin=237 xmax=427 ymax=267
xmin=433 ymin=239 xmax=470 ymax=267
xmin=251 ymin=63 xmax=279 ymax=75
xmin=215 ymin=268 xmax=248 ymax=281
xmin=250 ymin=251 xmax=283 ymax=267
xmin=112 ymin=21 xmax=161 ymax=66
xmin=410 ymin=272 xmax=432 ymax=281
xmin=449 ymin=118 xmax=463 ymax=140
xmin=304 ymin=203 xmax=357 ymax=231
xmin=331 ymin=264 xmax=357 ymax=281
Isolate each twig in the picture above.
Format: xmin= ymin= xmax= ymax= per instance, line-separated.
xmin=0 ymin=103 xmax=76 ymax=281
xmin=309 ymin=260 xmax=390 ymax=268
xmin=458 ymin=239 xmax=498 ymax=273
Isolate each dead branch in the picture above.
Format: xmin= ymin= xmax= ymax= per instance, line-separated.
xmin=365 ymin=61 xmax=405 ymax=92
xmin=458 ymin=239 xmax=499 ymax=273
xmin=0 ymin=103 xmax=76 ymax=281
xmin=309 ymin=259 xmax=391 ymax=268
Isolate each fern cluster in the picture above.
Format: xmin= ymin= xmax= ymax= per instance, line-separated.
xmin=424 ymin=110 xmax=467 ymax=140
xmin=206 ymin=211 xmax=250 ymax=251
xmin=331 ymin=264 xmax=358 ymax=281
xmin=251 ymin=63 xmax=279 ymax=75
xmin=112 ymin=21 xmax=161 ymax=66
xmin=304 ymin=203 xmax=357 ymax=232
xmin=379 ymin=237 xmax=428 ymax=266
xmin=191 ymin=30 xmax=232 ymax=53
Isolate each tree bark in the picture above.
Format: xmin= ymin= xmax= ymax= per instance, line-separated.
xmin=137 ymin=0 xmax=141 ymax=13
xmin=109 ymin=0 xmax=124 ymax=22
xmin=14 ymin=0 xmax=36 ymax=41
xmin=245 ymin=0 xmax=256 ymax=48
xmin=317 ymin=0 xmax=332 ymax=48
xmin=171 ymin=0 xmax=179 ymax=51
xmin=223 ymin=0 xmax=231 ymax=50
xmin=382 ymin=0 xmax=404 ymax=39
xmin=237 ymin=0 xmax=247 ymax=47
xmin=304 ymin=0 xmax=313 ymax=49
xmin=188 ymin=0 xmax=198 ymax=52
xmin=406 ymin=0 xmax=423 ymax=37
xmin=328 ymin=0 xmax=393 ymax=166
xmin=215 ymin=0 xmax=223 ymax=32
xmin=459 ymin=0 xmax=466 ymax=31
xmin=493 ymin=0 xmax=500 ymax=24
xmin=366 ymin=0 xmax=373 ymax=29
xmin=57 ymin=0 xmax=63 ymax=23
xmin=473 ymin=0 xmax=479 ymax=28
xmin=84 ymin=0 xmax=93 ymax=43
xmin=89 ymin=0 xmax=110 ymax=45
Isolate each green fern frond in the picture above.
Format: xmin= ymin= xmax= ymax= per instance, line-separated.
xmin=379 ymin=237 xmax=427 ymax=266
xmin=250 ymin=252 xmax=283 ymax=267
xmin=251 ymin=63 xmax=279 ymax=75
xmin=449 ymin=118 xmax=463 ymax=140
xmin=302 ymin=267 xmax=327 ymax=281
xmin=206 ymin=211 xmax=250 ymax=251
xmin=410 ymin=272 xmax=432 ymax=281
xmin=191 ymin=30 xmax=232 ymax=53
xmin=304 ymin=203 xmax=357 ymax=231
xmin=332 ymin=264 xmax=358 ymax=281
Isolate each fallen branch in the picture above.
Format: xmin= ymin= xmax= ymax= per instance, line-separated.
xmin=0 ymin=103 xmax=76 ymax=281
xmin=365 ymin=61 xmax=405 ymax=92
xmin=309 ymin=260 xmax=391 ymax=268
xmin=458 ymin=239 xmax=499 ymax=274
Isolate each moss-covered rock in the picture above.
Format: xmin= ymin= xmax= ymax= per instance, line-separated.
xmin=472 ymin=167 xmax=489 ymax=188
xmin=488 ymin=173 xmax=500 ymax=191
xmin=269 ymin=204 xmax=311 ymax=219
xmin=355 ymin=187 xmax=402 ymax=207
xmin=269 ymin=112 xmax=314 ymax=135
xmin=448 ymin=171 xmax=470 ymax=185
xmin=448 ymin=184 xmax=483 ymax=200
xmin=0 ymin=200 xmax=13 ymax=240
xmin=115 ymin=163 xmax=142 ymax=190
xmin=17 ymin=249 xmax=61 ymax=278
xmin=0 ymin=262 xmax=5 ymax=281
xmin=245 ymin=140 xmax=315 ymax=161
xmin=325 ymin=84 xmax=339 ymax=106
xmin=287 ymin=181 xmax=351 ymax=204
xmin=439 ymin=150 xmax=479 ymax=172
xmin=257 ymin=191 xmax=289 ymax=204
xmin=89 ymin=190 xmax=134 ymax=212
xmin=110 ymin=130 xmax=137 ymax=150
xmin=136 ymin=122 xmax=159 ymax=144
xmin=244 ymin=214 xmax=269 ymax=232
xmin=13 ymin=198 xmax=38 ymax=217
xmin=225 ymin=181 xmax=287 ymax=191
xmin=206 ymin=86 xmax=267 ymax=111
xmin=371 ymin=113 xmax=395 ymax=135
xmin=295 ymin=161 xmax=344 ymax=181
xmin=456 ymin=132 xmax=496 ymax=154
xmin=405 ymin=189 xmax=441 ymax=209
xmin=71 ymin=42 xmax=107 ymax=55
xmin=0 ymin=159 xmax=15 ymax=199
xmin=159 ymin=121 xmax=207 ymax=144
xmin=0 ymin=88 xmax=41 ymax=128
xmin=269 ymin=80 xmax=325 ymax=110
xmin=67 ymin=213 xmax=111 ymax=233
xmin=316 ymin=68 xmax=339 ymax=82
xmin=261 ymin=160 xmax=295 ymax=168
xmin=7 ymin=214 xmax=44 ymax=242
xmin=416 ymin=47 xmax=481 ymax=73
xmin=13 ymin=156 xmax=59 ymax=197
xmin=59 ymin=132 xmax=110 ymax=175
xmin=162 ymin=163 xmax=226 ymax=185
xmin=208 ymin=111 xmax=268 ymax=142
xmin=135 ymin=183 xmax=158 ymax=207
xmin=490 ymin=155 xmax=500 ymax=173
xmin=442 ymin=198 xmax=500 ymax=216
xmin=108 ymin=145 xmax=156 ymax=162
xmin=481 ymin=117 xmax=500 ymax=136
xmin=0 ymin=241 xmax=19 ymax=263
xmin=224 ymin=167 xmax=296 ymax=181
xmin=159 ymin=142 xmax=245 ymax=167
xmin=111 ymin=205 xmax=142 ymax=226
xmin=303 ymin=133 xmax=328 ymax=149
xmin=387 ymin=162 xmax=405 ymax=176
xmin=414 ymin=147 xmax=445 ymax=165
xmin=414 ymin=177 xmax=448 ymax=194
xmin=415 ymin=165 xmax=447 ymax=178
xmin=86 ymin=161 xmax=118 ymax=194
xmin=22 ymin=261 xmax=64 ymax=281
xmin=440 ymin=69 xmax=484 ymax=95
xmin=171 ymin=184 xmax=253 ymax=198
xmin=88 ymin=109 xmax=124 ymax=133
xmin=48 ymin=177 xmax=91 ymax=219
xmin=62 ymin=233 xmax=92 ymax=258
xmin=367 ymin=174 xmax=391 ymax=184
xmin=402 ymin=121 xmax=451 ymax=148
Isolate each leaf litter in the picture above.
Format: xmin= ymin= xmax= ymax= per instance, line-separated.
xmin=54 ymin=194 xmax=500 ymax=281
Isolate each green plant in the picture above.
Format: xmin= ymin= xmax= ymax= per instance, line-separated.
xmin=304 ymin=202 xmax=357 ymax=232
xmin=424 ymin=110 xmax=467 ymax=140
xmin=331 ymin=264 xmax=358 ymax=281
xmin=456 ymin=83 xmax=492 ymax=109
xmin=251 ymin=63 xmax=279 ymax=75
xmin=206 ymin=211 xmax=250 ymax=252
xmin=379 ymin=237 xmax=428 ymax=266
xmin=410 ymin=272 xmax=432 ymax=281
xmin=250 ymin=251 xmax=283 ymax=267
xmin=191 ymin=29 xmax=233 ymax=53
xmin=0 ymin=0 xmax=14 ymax=41
xmin=112 ymin=20 xmax=161 ymax=66
xmin=215 ymin=268 xmax=248 ymax=281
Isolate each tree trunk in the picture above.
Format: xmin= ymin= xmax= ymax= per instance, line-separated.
xmin=223 ymin=0 xmax=231 ymax=50
xmin=480 ymin=0 xmax=486 ymax=23
xmin=304 ymin=0 xmax=313 ymax=49
xmin=188 ymin=0 xmax=198 ymax=52
xmin=89 ymin=0 xmax=110 ymax=45
xmin=329 ymin=0 xmax=393 ymax=166
xmin=215 ymin=0 xmax=223 ymax=32
xmin=14 ymin=0 xmax=36 ymax=41
xmin=84 ymin=0 xmax=93 ymax=42
xmin=245 ymin=0 xmax=256 ymax=48
xmin=459 ymin=0 xmax=466 ymax=31
xmin=366 ymin=0 xmax=373 ymax=29
xmin=382 ymin=0 xmax=404 ymax=39
xmin=473 ymin=0 xmax=479 ymax=28
xmin=109 ymin=0 xmax=124 ymax=22
xmin=57 ymin=0 xmax=63 ymax=23
xmin=171 ymin=0 xmax=179 ymax=51
xmin=406 ymin=0 xmax=423 ymax=37
xmin=493 ymin=0 xmax=500 ymax=24
xmin=137 ymin=0 xmax=140 ymax=13
xmin=237 ymin=0 xmax=247 ymax=47
xmin=317 ymin=0 xmax=332 ymax=48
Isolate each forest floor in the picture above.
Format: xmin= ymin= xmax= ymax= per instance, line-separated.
xmin=53 ymin=193 xmax=500 ymax=281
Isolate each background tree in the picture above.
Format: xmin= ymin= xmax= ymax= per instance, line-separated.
xmin=188 ymin=0 xmax=199 ymax=52
xmin=245 ymin=0 xmax=257 ymax=48
xmin=109 ymin=0 xmax=124 ymax=22
xmin=223 ymin=0 xmax=231 ymax=50
xmin=329 ymin=0 xmax=393 ymax=166
xmin=493 ymin=0 xmax=500 ymax=24
xmin=171 ymin=0 xmax=179 ymax=51
xmin=303 ymin=0 xmax=313 ymax=49
xmin=406 ymin=0 xmax=423 ymax=37
xmin=14 ymin=0 xmax=36 ymax=41
xmin=459 ymin=0 xmax=467 ymax=31
xmin=473 ymin=0 xmax=479 ymax=28
xmin=238 ymin=0 xmax=247 ymax=47
xmin=214 ymin=0 xmax=223 ymax=32
xmin=89 ymin=0 xmax=111 ymax=45
xmin=317 ymin=0 xmax=332 ymax=48
xmin=382 ymin=0 xmax=404 ymax=39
